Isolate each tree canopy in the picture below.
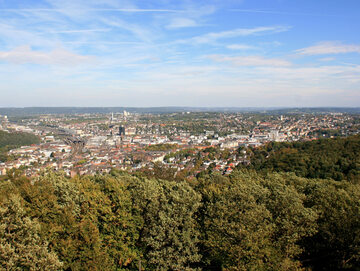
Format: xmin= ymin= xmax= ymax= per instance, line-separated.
xmin=245 ymin=135 xmax=360 ymax=182
xmin=0 ymin=130 xmax=40 ymax=162
xmin=0 ymin=168 xmax=359 ymax=270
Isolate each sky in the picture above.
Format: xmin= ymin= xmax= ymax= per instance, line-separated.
xmin=0 ymin=0 xmax=359 ymax=107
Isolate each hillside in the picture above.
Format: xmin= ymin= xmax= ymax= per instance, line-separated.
xmin=247 ymin=135 xmax=360 ymax=182
xmin=0 ymin=130 xmax=40 ymax=162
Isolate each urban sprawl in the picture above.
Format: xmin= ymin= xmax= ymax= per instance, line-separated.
xmin=1 ymin=111 xmax=359 ymax=177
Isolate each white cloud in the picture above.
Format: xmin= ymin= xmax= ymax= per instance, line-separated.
xmin=0 ymin=46 xmax=94 ymax=65
xmin=255 ymin=65 xmax=360 ymax=84
xmin=207 ymin=54 xmax=291 ymax=67
xmin=229 ymin=9 xmax=339 ymax=17
xmin=100 ymin=17 xmax=155 ymax=42
xmin=226 ymin=44 xmax=255 ymax=50
xmin=319 ymin=57 xmax=335 ymax=62
xmin=49 ymin=28 xmax=110 ymax=34
xmin=95 ymin=8 xmax=182 ymax=12
xmin=259 ymin=41 xmax=282 ymax=47
xmin=0 ymin=8 xmax=183 ymax=13
xmin=0 ymin=23 xmax=56 ymax=49
xmin=160 ymin=5 xmax=215 ymax=30
xmin=167 ymin=18 xmax=198 ymax=29
xmin=296 ymin=42 xmax=360 ymax=55
xmin=180 ymin=25 xmax=290 ymax=44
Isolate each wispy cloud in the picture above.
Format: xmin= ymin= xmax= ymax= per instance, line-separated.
xmin=296 ymin=42 xmax=360 ymax=55
xmin=319 ymin=57 xmax=335 ymax=62
xmin=0 ymin=0 xmax=359 ymax=107
xmin=230 ymin=9 xmax=341 ymax=17
xmin=99 ymin=17 xmax=155 ymax=42
xmin=166 ymin=18 xmax=198 ymax=29
xmin=162 ymin=5 xmax=215 ymax=30
xmin=257 ymin=64 xmax=360 ymax=83
xmin=0 ymin=46 xmax=94 ymax=65
xmin=0 ymin=23 xmax=57 ymax=49
xmin=226 ymin=44 xmax=256 ymax=50
xmin=181 ymin=25 xmax=290 ymax=44
xmin=64 ymin=41 xmax=143 ymax=45
xmin=207 ymin=55 xmax=291 ymax=67
xmin=0 ymin=8 xmax=183 ymax=13
xmin=49 ymin=28 xmax=110 ymax=34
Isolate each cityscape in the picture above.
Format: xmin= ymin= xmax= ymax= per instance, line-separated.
xmin=1 ymin=0 xmax=360 ymax=270
xmin=1 ymin=109 xmax=358 ymax=178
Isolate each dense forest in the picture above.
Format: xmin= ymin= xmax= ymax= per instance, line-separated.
xmin=0 ymin=168 xmax=359 ymax=270
xmin=0 ymin=135 xmax=359 ymax=270
xmin=245 ymin=135 xmax=360 ymax=183
xmin=0 ymin=130 xmax=40 ymax=162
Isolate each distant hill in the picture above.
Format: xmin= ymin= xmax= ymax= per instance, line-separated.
xmin=266 ymin=107 xmax=360 ymax=114
xmin=0 ymin=106 xmax=359 ymax=116
xmin=246 ymin=135 xmax=360 ymax=182
xmin=0 ymin=106 xmax=277 ymax=115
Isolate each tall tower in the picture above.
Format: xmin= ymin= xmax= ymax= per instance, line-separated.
xmin=110 ymin=112 xmax=115 ymax=124
xmin=119 ymin=126 xmax=126 ymax=136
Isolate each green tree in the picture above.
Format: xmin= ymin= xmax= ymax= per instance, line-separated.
xmin=301 ymin=179 xmax=360 ymax=270
xmin=0 ymin=194 xmax=62 ymax=270
xmin=198 ymin=172 xmax=276 ymax=270
xmin=91 ymin=173 xmax=143 ymax=269
xmin=197 ymin=171 xmax=318 ymax=270
xmin=128 ymin=177 xmax=201 ymax=270
xmin=246 ymin=135 xmax=360 ymax=182
xmin=256 ymin=172 xmax=318 ymax=269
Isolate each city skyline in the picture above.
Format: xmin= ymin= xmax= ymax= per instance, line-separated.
xmin=0 ymin=0 xmax=360 ymax=107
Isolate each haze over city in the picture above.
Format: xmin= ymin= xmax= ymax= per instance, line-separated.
xmin=0 ymin=0 xmax=359 ymax=107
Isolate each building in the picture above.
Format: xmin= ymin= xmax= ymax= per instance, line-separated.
xmin=119 ymin=126 xmax=126 ymax=136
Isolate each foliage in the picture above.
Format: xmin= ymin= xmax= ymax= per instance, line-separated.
xmin=91 ymin=173 xmax=143 ymax=269
xmin=0 ymin=194 xmax=62 ymax=270
xmin=127 ymin=176 xmax=202 ymax=270
xmin=144 ymin=143 xmax=179 ymax=151
xmin=0 ymin=168 xmax=359 ymax=270
xmin=246 ymin=135 xmax=360 ymax=182
xmin=0 ymin=130 xmax=40 ymax=162
xmin=198 ymin=173 xmax=275 ymax=270
xmin=197 ymin=171 xmax=318 ymax=270
xmin=292 ymin=177 xmax=360 ymax=270
xmin=0 ymin=130 xmax=40 ymax=148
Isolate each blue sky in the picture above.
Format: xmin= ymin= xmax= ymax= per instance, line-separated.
xmin=0 ymin=0 xmax=359 ymax=107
